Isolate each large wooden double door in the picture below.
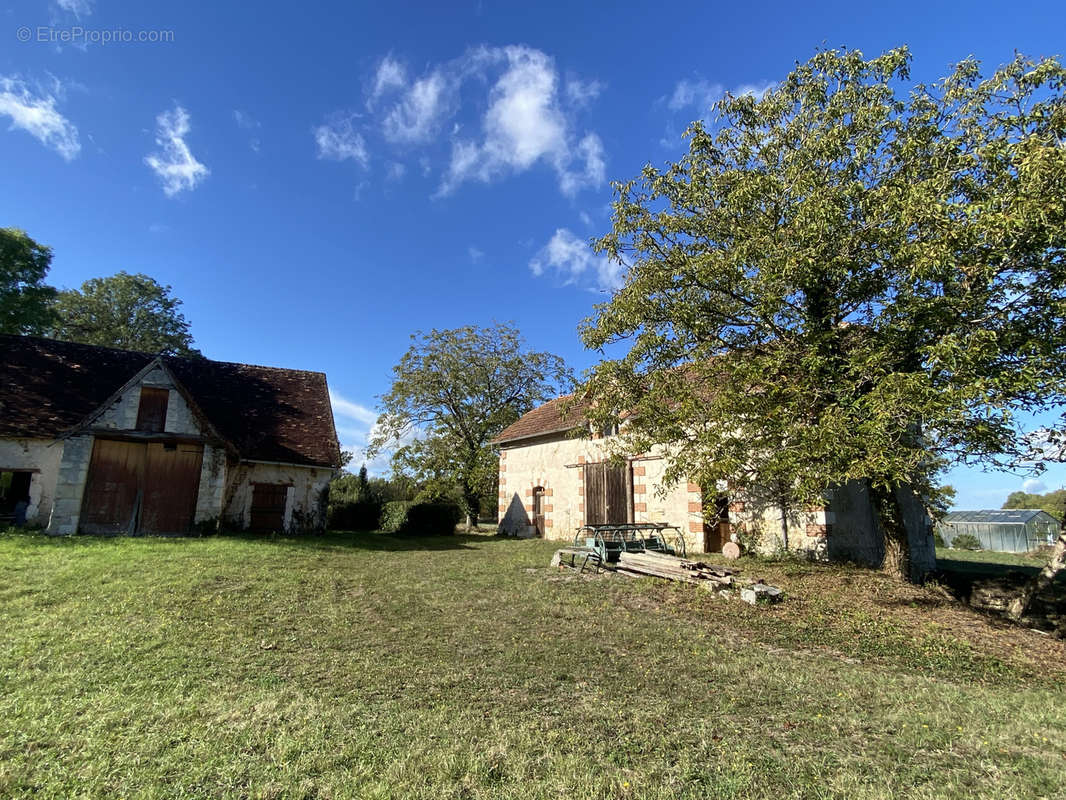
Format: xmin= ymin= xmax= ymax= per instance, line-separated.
xmin=80 ymin=439 xmax=203 ymax=535
xmin=584 ymin=462 xmax=631 ymax=525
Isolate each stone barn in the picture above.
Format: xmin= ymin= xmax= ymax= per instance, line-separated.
xmin=0 ymin=335 xmax=341 ymax=535
xmin=493 ymin=393 xmax=935 ymax=574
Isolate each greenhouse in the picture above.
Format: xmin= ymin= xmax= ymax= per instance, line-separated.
xmin=937 ymin=509 xmax=1061 ymax=553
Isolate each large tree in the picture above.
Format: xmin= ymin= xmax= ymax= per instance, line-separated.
xmin=0 ymin=228 xmax=58 ymax=335
xmin=580 ymin=48 xmax=1066 ymax=582
xmin=52 ymin=271 xmax=201 ymax=356
xmin=370 ymin=323 xmax=572 ymax=528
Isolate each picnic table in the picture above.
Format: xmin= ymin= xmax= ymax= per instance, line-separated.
xmin=573 ymin=522 xmax=686 ymax=564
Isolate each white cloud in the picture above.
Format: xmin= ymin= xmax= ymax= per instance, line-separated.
xmin=330 ymin=390 xmax=378 ymax=426
xmin=382 ymin=69 xmax=453 ymax=144
xmin=667 ymin=77 xmax=774 ymax=115
xmin=359 ymin=45 xmax=606 ymax=198
xmin=0 ymin=76 xmax=80 ymax=160
xmin=468 ymin=245 xmax=484 ymax=262
xmin=668 ymin=78 xmax=723 ymax=113
xmin=314 ymin=113 xmax=369 ymax=166
xmin=55 ymin=0 xmax=93 ymax=18
xmin=369 ymin=55 xmax=407 ymax=107
xmin=558 ymin=132 xmax=605 ymax=197
xmin=530 ymin=227 xmax=624 ymax=291
xmin=144 ymin=105 xmax=209 ymax=196
xmin=385 ymin=161 xmax=406 ymax=181
xmin=1022 ymin=478 xmax=1049 ymax=494
xmin=438 ymin=46 xmax=606 ymax=197
xmin=232 ymin=109 xmax=259 ymax=129
xmin=566 ymin=76 xmax=603 ymax=107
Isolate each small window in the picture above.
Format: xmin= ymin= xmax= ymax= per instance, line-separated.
xmin=136 ymin=387 xmax=169 ymax=432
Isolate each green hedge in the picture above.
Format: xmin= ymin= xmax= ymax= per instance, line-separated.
xmin=327 ymin=499 xmax=382 ymax=531
xmin=381 ymin=500 xmax=461 ymax=535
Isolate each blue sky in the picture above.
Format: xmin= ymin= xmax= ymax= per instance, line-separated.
xmin=2 ymin=0 xmax=1064 ymax=507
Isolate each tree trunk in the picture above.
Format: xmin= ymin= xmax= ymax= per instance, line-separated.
xmin=1007 ymin=531 xmax=1066 ymax=621
xmin=870 ymin=482 xmax=913 ymax=582
xmin=461 ymin=486 xmax=480 ymax=532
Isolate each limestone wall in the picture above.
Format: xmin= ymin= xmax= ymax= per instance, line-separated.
xmin=497 ymin=435 xmax=705 ymax=552
xmin=193 ymin=444 xmax=228 ymax=526
xmin=0 ymin=437 xmax=63 ymax=525
xmin=223 ymin=462 xmax=332 ymax=531
xmin=94 ymin=366 xmax=201 ymax=435
xmin=46 ymin=435 xmax=94 ymax=534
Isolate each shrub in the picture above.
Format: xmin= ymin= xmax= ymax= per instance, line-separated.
xmin=933 ymin=530 xmax=947 ymax=548
xmin=328 ymin=499 xmax=382 ymax=531
xmin=379 ymin=501 xmax=411 ymax=533
xmin=402 ymin=502 xmax=463 ymax=535
xmin=381 ymin=500 xmax=462 ymax=535
xmin=950 ymin=533 xmax=982 ymax=551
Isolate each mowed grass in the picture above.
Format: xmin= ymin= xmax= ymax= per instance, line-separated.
xmin=2 ymin=530 xmax=1065 ymax=799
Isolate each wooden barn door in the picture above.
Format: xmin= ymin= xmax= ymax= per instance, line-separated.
xmin=250 ymin=483 xmax=288 ymax=532
xmin=80 ymin=440 xmax=147 ymax=535
xmin=584 ymin=462 xmax=631 ymax=525
xmin=140 ymin=443 xmax=203 ymax=534
xmin=81 ymin=439 xmax=202 ymax=535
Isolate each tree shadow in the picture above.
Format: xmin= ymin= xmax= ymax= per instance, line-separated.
xmin=1 ymin=527 xmax=523 ymax=553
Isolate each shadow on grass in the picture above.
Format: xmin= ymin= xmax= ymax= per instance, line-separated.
xmin=0 ymin=526 xmax=523 ymax=553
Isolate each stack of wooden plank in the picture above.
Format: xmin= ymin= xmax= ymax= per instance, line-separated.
xmin=615 ymin=551 xmax=737 ymax=588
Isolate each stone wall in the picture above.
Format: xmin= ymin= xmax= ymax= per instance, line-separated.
xmin=46 ymin=435 xmax=93 ymax=534
xmin=193 ymin=444 xmax=228 ymax=526
xmin=95 ymin=366 xmax=201 ymax=435
xmin=497 ymin=435 xmax=704 ymax=552
xmin=498 ymin=433 xmax=934 ymax=570
xmin=223 ymin=461 xmax=331 ymax=531
xmin=0 ymin=437 xmax=63 ymax=525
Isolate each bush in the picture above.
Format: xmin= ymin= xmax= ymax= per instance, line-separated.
xmin=933 ymin=530 xmax=947 ymax=548
xmin=381 ymin=500 xmax=462 ymax=535
xmin=402 ymin=502 xmax=463 ymax=535
xmin=381 ymin=501 xmax=414 ymax=533
xmin=328 ymin=499 xmax=382 ymax=531
xmin=950 ymin=533 xmax=982 ymax=551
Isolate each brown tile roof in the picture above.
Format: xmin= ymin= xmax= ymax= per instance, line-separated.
xmin=493 ymin=394 xmax=590 ymax=445
xmin=0 ymin=335 xmax=341 ymax=469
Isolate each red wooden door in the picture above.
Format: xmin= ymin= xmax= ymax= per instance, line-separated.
xmin=140 ymin=443 xmax=203 ymax=534
xmin=532 ymin=486 xmax=545 ymax=536
xmin=584 ymin=463 xmax=631 ymax=525
xmin=80 ymin=440 xmax=147 ymax=535
xmin=250 ymin=483 xmax=288 ymax=531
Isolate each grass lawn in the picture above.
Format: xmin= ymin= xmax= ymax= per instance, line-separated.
xmin=2 ymin=530 xmax=1065 ymax=799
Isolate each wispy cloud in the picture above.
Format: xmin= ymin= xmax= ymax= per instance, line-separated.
xmin=329 ymin=389 xmax=404 ymax=474
xmin=55 ymin=0 xmax=93 ymax=18
xmin=437 ymin=46 xmax=606 ymax=198
xmin=368 ymin=54 xmax=407 ymax=108
xmin=382 ymin=68 xmax=454 ymax=144
xmin=667 ymin=77 xmax=774 ymax=114
xmin=530 ymin=227 xmax=624 ymax=291
xmin=232 ymin=109 xmax=261 ymax=153
xmin=344 ymin=45 xmax=606 ymax=199
xmin=468 ymin=245 xmax=484 ymax=262
xmin=0 ymin=76 xmax=80 ymax=160
xmin=144 ymin=104 xmax=209 ymax=196
xmin=314 ymin=113 xmax=368 ymax=166
xmin=565 ymin=76 xmax=603 ymax=108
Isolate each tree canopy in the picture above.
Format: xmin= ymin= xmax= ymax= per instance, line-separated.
xmin=51 ymin=271 xmax=201 ymax=356
xmin=370 ymin=323 xmax=572 ymax=527
xmin=1003 ymin=488 xmax=1066 ymax=523
xmin=0 ymin=228 xmax=58 ymax=335
xmin=580 ymin=47 xmax=1066 ymax=581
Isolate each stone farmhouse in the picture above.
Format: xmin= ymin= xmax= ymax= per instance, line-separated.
xmin=0 ymin=335 xmax=341 ymax=535
xmin=494 ymin=393 xmax=935 ymax=573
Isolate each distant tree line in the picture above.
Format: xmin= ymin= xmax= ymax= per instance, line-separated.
xmin=1003 ymin=489 xmax=1066 ymax=523
xmin=0 ymin=227 xmax=200 ymax=356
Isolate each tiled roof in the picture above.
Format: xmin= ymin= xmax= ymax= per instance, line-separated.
xmin=0 ymin=335 xmax=341 ymax=469
xmin=493 ymin=394 xmax=589 ymax=445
